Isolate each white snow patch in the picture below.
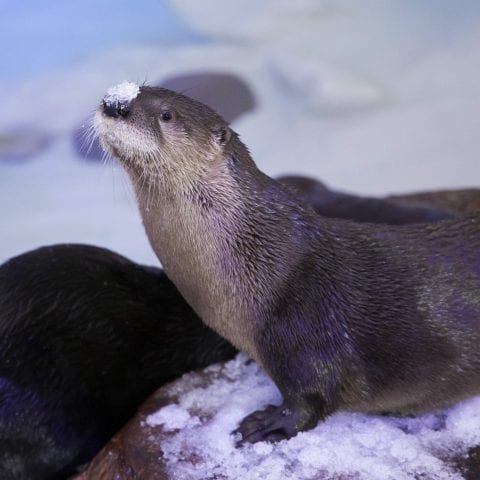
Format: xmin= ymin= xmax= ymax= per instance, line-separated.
xmin=146 ymin=404 xmax=196 ymax=431
xmin=148 ymin=354 xmax=477 ymax=480
xmin=104 ymin=81 xmax=140 ymax=104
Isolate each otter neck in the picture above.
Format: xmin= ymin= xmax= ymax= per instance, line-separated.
xmin=134 ymin=146 xmax=309 ymax=359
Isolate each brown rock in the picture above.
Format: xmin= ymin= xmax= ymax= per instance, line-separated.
xmin=71 ymin=365 xmax=224 ymax=480
xmin=71 ymin=391 xmax=171 ymax=480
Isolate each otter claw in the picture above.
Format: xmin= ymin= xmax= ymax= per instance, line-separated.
xmin=233 ymin=403 xmax=297 ymax=446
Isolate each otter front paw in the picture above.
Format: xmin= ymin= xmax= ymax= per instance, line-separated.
xmin=233 ymin=403 xmax=300 ymax=445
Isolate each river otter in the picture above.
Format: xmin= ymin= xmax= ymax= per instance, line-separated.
xmin=389 ymin=188 xmax=480 ymax=215
xmin=95 ymin=82 xmax=480 ymax=444
xmin=0 ymin=244 xmax=236 ymax=479
xmin=277 ymin=175 xmax=453 ymax=224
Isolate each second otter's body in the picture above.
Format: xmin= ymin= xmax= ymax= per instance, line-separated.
xmin=96 ymin=83 xmax=480 ymax=443
xmin=277 ymin=175 xmax=456 ymax=223
xmin=0 ymin=244 xmax=235 ymax=479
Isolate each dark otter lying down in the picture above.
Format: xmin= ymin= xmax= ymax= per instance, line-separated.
xmin=278 ymin=175 xmax=475 ymax=223
xmin=0 ymin=244 xmax=236 ymax=480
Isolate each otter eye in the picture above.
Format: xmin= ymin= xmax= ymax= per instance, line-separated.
xmin=161 ymin=111 xmax=173 ymax=122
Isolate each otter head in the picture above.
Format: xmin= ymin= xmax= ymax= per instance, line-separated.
xmin=94 ymin=82 xmax=234 ymax=189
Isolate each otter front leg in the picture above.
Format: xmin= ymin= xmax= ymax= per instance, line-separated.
xmin=233 ymin=303 xmax=346 ymax=444
xmin=234 ymin=395 xmax=325 ymax=445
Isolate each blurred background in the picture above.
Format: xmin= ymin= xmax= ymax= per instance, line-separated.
xmin=1 ymin=0 xmax=479 ymax=265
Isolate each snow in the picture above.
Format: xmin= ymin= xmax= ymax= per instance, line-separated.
xmin=146 ymin=404 xmax=198 ymax=431
xmin=148 ymin=354 xmax=477 ymax=480
xmin=103 ymin=81 xmax=140 ymax=105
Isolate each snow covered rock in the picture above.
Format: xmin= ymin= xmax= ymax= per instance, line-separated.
xmin=74 ymin=355 xmax=480 ymax=480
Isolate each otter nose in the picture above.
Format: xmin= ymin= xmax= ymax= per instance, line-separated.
xmin=102 ymin=99 xmax=130 ymax=118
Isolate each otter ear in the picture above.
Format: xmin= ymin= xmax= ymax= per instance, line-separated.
xmin=212 ymin=125 xmax=232 ymax=148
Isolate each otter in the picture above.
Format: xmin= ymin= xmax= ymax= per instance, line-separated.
xmin=277 ymin=175 xmax=453 ymax=224
xmin=0 ymin=244 xmax=236 ymax=480
xmin=389 ymin=188 xmax=480 ymax=215
xmin=95 ymin=82 xmax=480 ymax=444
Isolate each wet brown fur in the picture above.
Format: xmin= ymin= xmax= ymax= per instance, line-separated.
xmin=95 ymin=86 xmax=480 ymax=443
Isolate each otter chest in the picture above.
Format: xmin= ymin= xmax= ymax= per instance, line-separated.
xmin=141 ymin=201 xmax=259 ymax=359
